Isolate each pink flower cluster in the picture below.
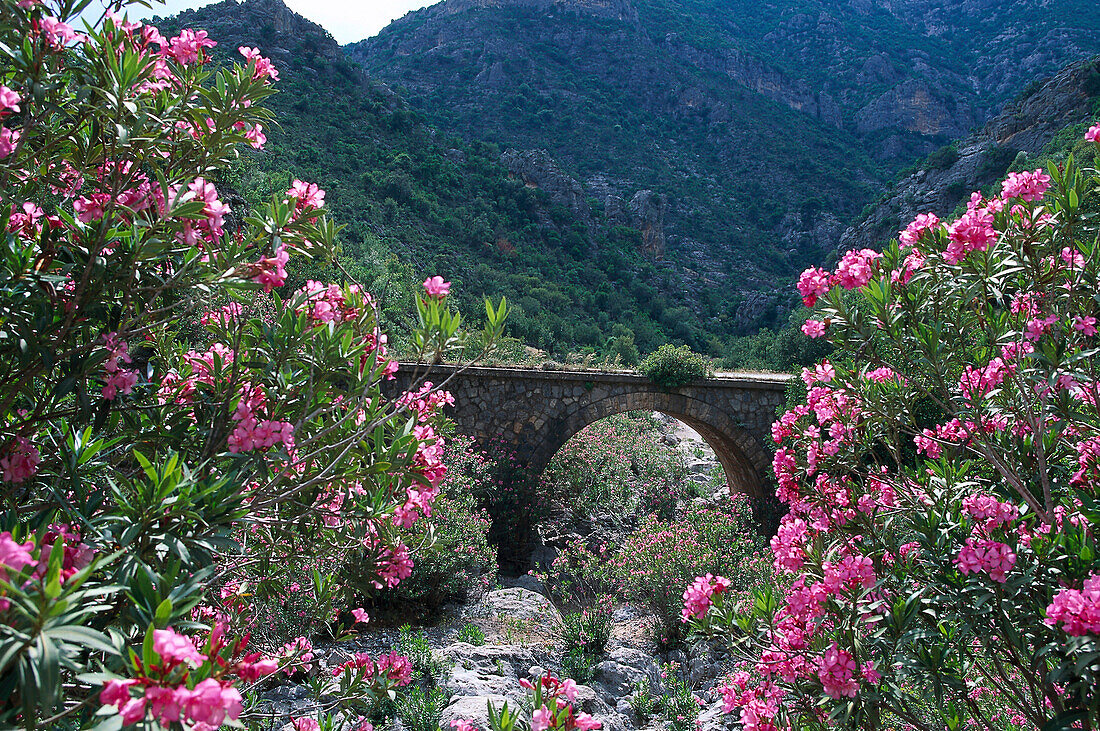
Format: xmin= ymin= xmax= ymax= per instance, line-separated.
xmin=238 ymin=46 xmax=279 ymax=81
xmin=287 ymin=179 xmax=326 ymax=213
xmin=1087 ymin=124 xmax=1100 ymax=143
xmin=176 ymin=177 xmax=230 ymax=248
xmin=296 ymin=280 xmax=365 ymax=324
xmin=681 ymin=573 xmax=731 ymax=620
xmin=423 ymin=275 xmax=451 ymax=298
xmin=101 ymin=332 xmax=140 ymax=400
xmin=1001 ymin=168 xmax=1051 ymax=203
xmin=0 ymin=436 xmax=40 ymax=483
xmin=945 ymin=201 xmax=996 ymax=264
xmin=0 ymin=531 xmax=35 ymax=580
xmin=227 ymin=384 xmax=295 ymax=454
xmin=834 ymin=248 xmax=882 ymax=290
xmin=1046 ymin=574 xmax=1100 ymax=636
xmin=898 ymin=212 xmax=939 ymax=248
xmin=961 ymin=494 xmax=1019 ymax=531
xmin=200 ymin=303 xmax=244 ymax=327
xmin=249 ymin=245 xmax=288 ymax=293
xmin=331 ymin=650 xmax=413 ymax=687
xmin=99 ymin=626 xmax=272 ymax=728
xmin=955 ymin=538 xmax=1016 ymax=583
xmin=519 ymin=673 xmax=601 ymax=731
xmin=816 ymin=643 xmax=858 ymax=699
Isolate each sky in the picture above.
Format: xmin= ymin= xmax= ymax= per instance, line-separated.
xmin=100 ymin=0 xmax=437 ymax=44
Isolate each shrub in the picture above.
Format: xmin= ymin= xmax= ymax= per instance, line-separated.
xmin=395 ymin=684 xmax=449 ymax=731
xmin=695 ymin=147 xmax=1100 ymax=729
xmin=456 ymin=622 xmax=487 ymax=646
xmin=560 ymin=595 xmax=614 ymax=658
xmin=541 ymin=536 xmax=619 ymax=606
xmin=640 ymin=344 xmax=713 ymax=389
xmin=660 ymin=669 xmax=703 ymax=731
xmin=366 ymin=435 xmax=498 ymax=610
xmin=561 ymin=647 xmax=598 ymax=684
xmin=397 ymin=624 xmax=450 ymax=683
xmin=630 ymin=678 xmax=658 ymax=725
xmin=0 ymin=1 xmax=505 ymax=726
xmin=611 ymin=497 xmax=769 ymax=648
xmin=542 ymin=412 xmax=690 ymax=521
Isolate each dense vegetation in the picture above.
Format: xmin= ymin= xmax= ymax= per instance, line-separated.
xmin=161 ymin=0 xmax=740 ymax=359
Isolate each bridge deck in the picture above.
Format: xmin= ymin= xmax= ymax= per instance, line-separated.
xmin=397 ymin=362 xmax=793 ymax=390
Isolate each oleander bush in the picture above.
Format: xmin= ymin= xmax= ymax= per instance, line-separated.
xmin=542 ymin=412 xmax=693 ymax=521
xmin=687 ymin=127 xmax=1100 ymax=730
xmin=367 ymin=434 xmax=498 ymax=611
xmin=0 ymin=1 xmax=504 ymax=728
xmin=611 ymin=498 xmax=769 ymax=648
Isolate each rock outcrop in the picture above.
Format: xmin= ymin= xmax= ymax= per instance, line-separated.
xmin=840 ymin=57 xmax=1100 ymax=253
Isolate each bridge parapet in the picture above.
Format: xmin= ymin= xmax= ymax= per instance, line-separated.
xmin=391 ymin=362 xmax=791 ymax=498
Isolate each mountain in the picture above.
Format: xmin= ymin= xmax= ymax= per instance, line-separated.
xmin=346 ymin=0 xmax=1099 ymax=328
xmin=841 ymin=56 xmax=1100 ymax=252
xmin=160 ymin=0 xmax=1100 ymax=361
xmin=158 ymin=0 xmax=732 ymax=356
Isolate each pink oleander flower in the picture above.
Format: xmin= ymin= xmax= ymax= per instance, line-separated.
xmin=423 ymin=275 xmax=451 ymax=298
xmin=1073 ymin=316 xmax=1098 ymax=337
xmin=0 ymin=532 xmax=35 ymax=579
xmin=574 ymin=713 xmax=601 ymax=731
xmin=251 ymin=245 xmax=289 ymax=292
xmin=238 ymin=46 xmax=280 ymax=81
xmin=1001 ymin=168 xmax=1051 ymax=203
xmin=1047 ymin=573 xmax=1100 ymax=636
xmin=287 ymin=179 xmax=325 ymax=210
xmin=165 ymin=28 xmax=216 ymax=64
xmin=945 ymin=206 xmax=996 ymax=264
xmin=817 ymin=643 xmax=859 ymax=699
xmin=450 ymin=720 xmax=478 ymax=731
xmin=0 ymin=437 xmax=40 ymax=483
xmin=0 ymin=126 xmax=19 ymax=158
xmin=100 ymin=678 xmax=138 ymax=707
xmin=1086 ymin=124 xmax=1100 ymax=143
xmin=294 ymin=719 xmax=321 ymax=731
xmin=796 ymin=266 xmax=830 ymax=307
xmin=0 ymin=86 xmax=20 ymax=114
xmin=153 ymin=628 xmax=207 ymax=668
xmin=532 ymin=706 xmax=552 ymax=731
xmin=801 ymin=319 xmax=826 ymax=338
xmin=681 ymin=573 xmax=731 ymax=620
xmin=898 ymin=212 xmax=939 ymax=248
xmin=835 ymin=248 xmax=880 ymax=290
xmin=351 ymin=607 xmax=369 ymax=624
xmin=182 ymin=678 xmax=242 ymax=727
xmin=245 ymin=124 xmax=266 ymax=149
xmin=955 ymin=538 xmax=1016 ymax=583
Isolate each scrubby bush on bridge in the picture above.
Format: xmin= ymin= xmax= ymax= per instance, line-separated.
xmin=0 ymin=1 xmax=505 ymax=728
xmin=683 ymin=126 xmax=1100 ymax=730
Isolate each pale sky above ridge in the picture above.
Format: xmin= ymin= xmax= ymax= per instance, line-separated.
xmin=87 ymin=0 xmax=437 ymax=44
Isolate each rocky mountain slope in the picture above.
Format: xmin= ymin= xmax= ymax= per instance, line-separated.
xmin=840 ymin=56 xmax=1100 ymax=252
xmin=159 ymin=0 xmax=736 ymax=354
xmin=347 ymin=0 xmax=1100 ymax=330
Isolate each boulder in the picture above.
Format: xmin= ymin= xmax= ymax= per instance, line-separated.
xmin=440 ymin=694 xmax=511 ymax=730
xmin=591 ymin=647 xmax=663 ymax=700
xmin=480 ymin=587 xmax=561 ymax=624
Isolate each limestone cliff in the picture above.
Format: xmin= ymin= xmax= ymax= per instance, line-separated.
xmin=840 ymin=57 xmax=1100 ymax=253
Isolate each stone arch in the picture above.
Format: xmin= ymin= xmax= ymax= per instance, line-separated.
xmin=526 ymin=390 xmax=769 ymax=499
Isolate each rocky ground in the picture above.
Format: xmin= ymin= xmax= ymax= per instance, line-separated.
xmin=262 ymin=417 xmax=734 ymax=731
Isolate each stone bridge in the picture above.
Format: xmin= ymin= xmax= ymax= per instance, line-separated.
xmin=394 ymin=364 xmax=791 ymax=498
